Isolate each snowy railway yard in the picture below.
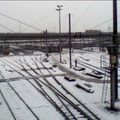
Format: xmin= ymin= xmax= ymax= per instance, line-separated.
xmin=0 ymin=49 xmax=120 ymax=120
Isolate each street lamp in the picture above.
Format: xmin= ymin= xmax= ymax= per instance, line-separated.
xmin=56 ymin=5 xmax=63 ymax=63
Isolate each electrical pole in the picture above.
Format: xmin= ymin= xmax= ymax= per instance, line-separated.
xmin=110 ymin=0 xmax=118 ymax=109
xmin=56 ymin=5 xmax=62 ymax=63
xmin=113 ymin=0 xmax=118 ymax=100
xmin=45 ymin=29 xmax=48 ymax=57
xmin=69 ymin=13 xmax=72 ymax=68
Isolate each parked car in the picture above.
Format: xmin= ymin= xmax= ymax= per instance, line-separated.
xmin=64 ymin=75 xmax=76 ymax=82
xmin=75 ymin=83 xmax=94 ymax=93
xmin=52 ymin=64 xmax=57 ymax=67
xmin=49 ymin=67 xmax=53 ymax=70
xmin=85 ymin=72 xmax=103 ymax=79
xmin=43 ymin=58 xmax=49 ymax=62
xmin=73 ymin=66 xmax=85 ymax=71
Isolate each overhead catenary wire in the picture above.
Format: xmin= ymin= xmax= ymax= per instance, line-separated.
xmin=90 ymin=18 xmax=113 ymax=30
xmin=72 ymin=2 xmax=93 ymax=29
xmin=0 ymin=23 xmax=15 ymax=33
xmin=23 ymin=11 xmax=55 ymax=32
xmin=21 ymin=2 xmax=71 ymax=32
xmin=90 ymin=15 xmax=120 ymax=30
xmin=0 ymin=2 xmax=71 ymax=33
xmin=0 ymin=11 xmax=44 ymax=33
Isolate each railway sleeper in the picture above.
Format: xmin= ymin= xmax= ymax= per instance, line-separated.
xmin=61 ymin=104 xmax=88 ymax=119
xmin=72 ymin=116 xmax=86 ymax=119
xmin=67 ymin=113 xmax=85 ymax=119
xmin=19 ymin=56 xmax=99 ymax=120
xmin=63 ymin=113 xmax=83 ymax=120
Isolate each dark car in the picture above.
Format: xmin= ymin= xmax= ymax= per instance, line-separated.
xmin=52 ymin=64 xmax=57 ymax=67
xmin=43 ymin=58 xmax=49 ymax=62
xmin=73 ymin=66 xmax=85 ymax=71
xmin=64 ymin=75 xmax=76 ymax=82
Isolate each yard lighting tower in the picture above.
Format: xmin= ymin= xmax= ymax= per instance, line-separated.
xmin=56 ymin=5 xmax=63 ymax=63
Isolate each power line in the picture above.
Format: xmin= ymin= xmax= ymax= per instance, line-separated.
xmin=0 ymin=23 xmax=15 ymax=33
xmin=0 ymin=12 xmax=44 ymax=32
xmin=23 ymin=11 xmax=55 ymax=32
xmin=23 ymin=2 xmax=71 ymax=32
xmin=90 ymin=18 xmax=112 ymax=30
xmin=0 ymin=2 xmax=71 ymax=33
xmin=90 ymin=15 xmax=120 ymax=30
xmin=72 ymin=2 xmax=93 ymax=29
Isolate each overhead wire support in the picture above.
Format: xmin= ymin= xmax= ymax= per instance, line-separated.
xmin=109 ymin=0 xmax=118 ymax=110
xmin=45 ymin=29 xmax=48 ymax=57
xmin=113 ymin=0 xmax=118 ymax=101
xmin=69 ymin=13 xmax=72 ymax=68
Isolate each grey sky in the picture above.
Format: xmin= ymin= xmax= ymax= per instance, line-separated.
xmin=0 ymin=1 xmax=120 ymax=33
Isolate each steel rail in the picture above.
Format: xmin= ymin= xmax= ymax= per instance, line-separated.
xmin=29 ymin=56 xmax=78 ymax=120
xmin=1 ymin=55 xmax=100 ymax=120
xmin=26 ymin=55 xmax=100 ymax=120
xmin=33 ymin=55 xmax=100 ymax=120
xmin=15 ymin=55 xmax=93 ymax=120
xmin=0 ymin=59 xmax=40 ymax=120
xmin=0 ymin=89 xmax=17 ymax=120
xmin=22 ymin=56 xmax=79 ymax=120
xmin=0 ymin=57 xmax=71 ymax=120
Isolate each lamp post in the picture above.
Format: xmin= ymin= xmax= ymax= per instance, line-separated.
xmin=56 ymin=5 xmax=62 ymax=63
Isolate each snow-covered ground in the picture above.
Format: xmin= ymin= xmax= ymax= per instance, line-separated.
xmin=52 ymin=48 xmax=120 ymax=119
xmin=0 ymin=49 xmax=120 ymax=120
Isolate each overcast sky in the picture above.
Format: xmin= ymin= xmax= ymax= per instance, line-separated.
xmin=0 ymin=1 xmax=120 ymax=33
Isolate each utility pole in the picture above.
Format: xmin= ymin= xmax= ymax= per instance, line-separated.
xmin=45 ymin=29 xmax=48 ymax=57
xmin=110 ymin=0 xmax=118 ymax=109
xmin=56 ymin=5 xmax=62 ymax=63
xmin=69 ymin=13 xmax=72 ymax=68
xmin=113 ymin=0 xmax=118 ymax=100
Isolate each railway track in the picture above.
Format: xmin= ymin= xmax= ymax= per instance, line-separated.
xmin=64 ymin=55 xmax=107 ymax=76
xmin=1 ymin=57 xmax=79 ymax=120
xmin=24 ymin=55 xmax=100 ymax=120
xmin=0 ymin=55 xmax=100 ymax=120
xmin=0 ymin=71 xmax=40 ymax=120
xmin=0 ymin=89 xmax=16 ymax=120
xmin=0 ymin=58 xmax=66 ymax=119
xmin=71 ymin=57 xmax=110 ymax=77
